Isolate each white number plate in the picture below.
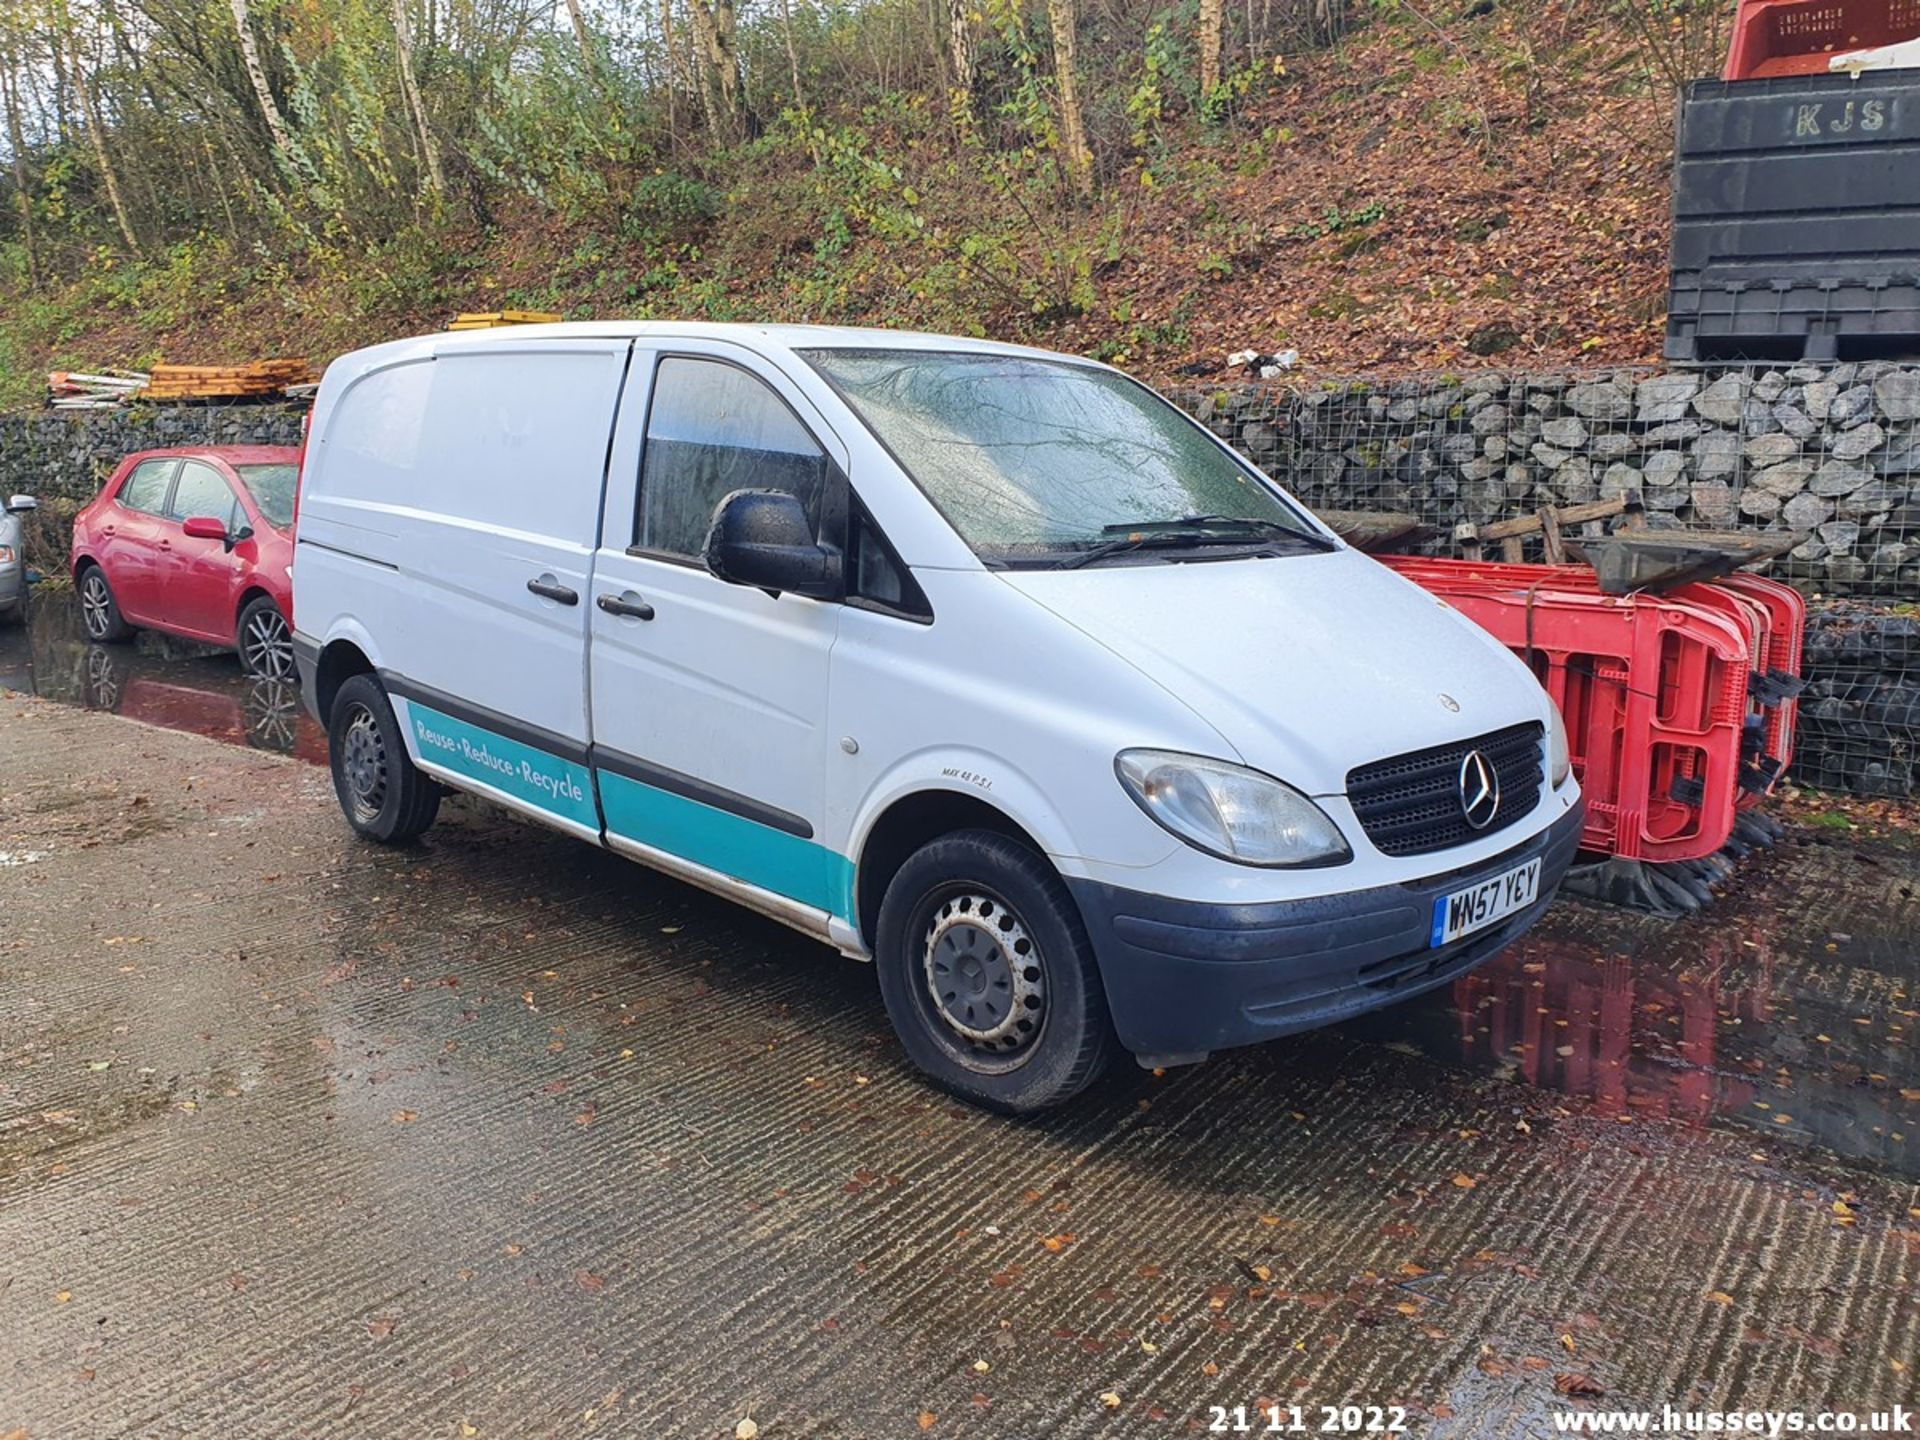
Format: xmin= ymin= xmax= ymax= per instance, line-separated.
xmin=1430 ymin=857 xmax=1541 ymax=947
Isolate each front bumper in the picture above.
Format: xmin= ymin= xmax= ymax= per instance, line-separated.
xmin=1069 ymin=797 xmax=1585 ymax=1062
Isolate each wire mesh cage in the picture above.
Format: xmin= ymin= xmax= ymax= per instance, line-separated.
xmin=1172 ymin=360 xmax=1920 ymax=797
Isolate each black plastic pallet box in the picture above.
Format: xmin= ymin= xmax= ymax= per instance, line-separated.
xmin=1665 ymin=71 xmax=1920 ymax=364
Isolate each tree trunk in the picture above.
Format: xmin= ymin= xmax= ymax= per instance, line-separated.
xmin=390 ymin=0 xmax=445 ymax=195
xmin=1046 ymin=0 xmax=1093 ymax=199
xmin=947 ymin=0 xmax=974 ymax=106
xmin=1 ymin=54 xmax=39 ymax=285
xmin=685 ymin=0 xmax=743 ymax=141
xmin=778 ymin=0 xmax=806 ymax=115
xmin=1198 ymin=0 xmax=1223 ymax=102
xmin=227 ymin=0 xmax=298 ymax=171
xmin=561 ymin=0 xmax=606 ymax=93
xmin=64 ymin=40 xmax=140 ymax=253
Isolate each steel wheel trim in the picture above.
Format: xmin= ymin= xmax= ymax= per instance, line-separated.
xmin=243 ymin=608 xmax=294 ymax=679
xmin=81 ymin=574 xmax=111 ymax=638
xmin=340 ymin=704 xmax=389 ymax=824
xmin=921 ymin=890 xmax=1046 ymax=1057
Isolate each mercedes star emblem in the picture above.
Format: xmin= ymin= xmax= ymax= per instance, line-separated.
xmin=1458 ymin=749 xmax=1500 ymax=829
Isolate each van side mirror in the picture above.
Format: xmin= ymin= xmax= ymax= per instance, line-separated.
xmin=704 ymin=490 xmax=842 ymax=601
xmin=5 ymin=494 xmax=35 ymax=514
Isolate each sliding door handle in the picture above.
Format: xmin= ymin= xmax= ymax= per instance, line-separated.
xmin=597 ymin=591 xmax=654 ymax=621
xmin=527 ymin=576 xmax=579 ymax=605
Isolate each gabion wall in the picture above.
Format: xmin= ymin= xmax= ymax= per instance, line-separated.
xmin=1172 ymin=363 xmax=1920 ymax=798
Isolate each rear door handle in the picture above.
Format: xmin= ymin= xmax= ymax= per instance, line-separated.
xmin=597 ymin=591 xmax=654 ymax=621
xmin=527 ymin=576 xmax=578 ymax=605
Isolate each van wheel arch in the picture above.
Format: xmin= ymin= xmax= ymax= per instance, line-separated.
xmin=855 ymin=791 xmax=1050 ymax=950
xmin=314 ymin=638 xmax=375 ymax=723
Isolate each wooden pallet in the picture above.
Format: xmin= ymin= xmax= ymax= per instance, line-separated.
xmin=138 ymin=358 xmax=317 ymax=401
xmin=1453 ymin=492 xmax=1646 ymax=565
xmin=445 ymin=310 xmax=562 ymax=331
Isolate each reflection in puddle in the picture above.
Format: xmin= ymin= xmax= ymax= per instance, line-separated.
xmin=0 ymin=589 xmax=325 ymax=764
xmin=1356 ymin=865 xmax=1920 ymax=1177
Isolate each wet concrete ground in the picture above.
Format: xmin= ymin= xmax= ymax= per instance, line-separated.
xmin=3 ymin=594 xmax=1919 ymax=1437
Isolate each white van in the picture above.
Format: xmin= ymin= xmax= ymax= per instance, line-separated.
xmin=293 ymin=323 xmax=1584 ymax=1110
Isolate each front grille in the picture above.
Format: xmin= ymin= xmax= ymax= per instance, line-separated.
xmin=1346 ymin=721 xmax=1545 ymax=858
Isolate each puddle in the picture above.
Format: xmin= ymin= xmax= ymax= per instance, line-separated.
xmin=0 ymin=588 xmax=326 ymax=764
xmin=1350 ymin=836 xmax=1920 ymax=1177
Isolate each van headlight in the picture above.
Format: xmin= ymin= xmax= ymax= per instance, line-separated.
xmin=1548 ymin=704 xmax=1571 ymax=788
xmin=1115 ymin=750 xmax=1352 ymax=868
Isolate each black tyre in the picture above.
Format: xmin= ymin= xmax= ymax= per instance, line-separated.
xmin=236 ymin=594 xmax=296 ymax=681
xmin=328 ymin=674 xmax=440 ymax=844
xmin=77 ymin=565 xmax=133 ymax=643
xmin=874 ymin=829 xmax=1117 ymax=1112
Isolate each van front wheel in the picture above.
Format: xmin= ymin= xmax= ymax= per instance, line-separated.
xmin=874 ymin=829 xmax=1117 ymax=1112
xmin=328 ymin=674 xmax=440 ymax=844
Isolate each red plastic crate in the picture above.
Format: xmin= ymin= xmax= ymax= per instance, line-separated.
xmin=1724 ymin=0 xmax=1920 ymax=78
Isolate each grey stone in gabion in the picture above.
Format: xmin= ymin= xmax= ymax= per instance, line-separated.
xmin=1463 ymin=373 xmax=1506 ymax=395
xmin=1552 ymin=457 xmax=1596 ymax=503
xmin=1531 ymin=442 xmax=1573 ymax=470
xmin=1690 ymin=481 xmax=1736 ymax=523
xmin=1791 ymin=538 xmax=1828 ymax=561
xmin=1540 ymin=416 xmax=1588 ymax=449
xmin=1881 ymin=431 xmax=1920 ymax=477
xmin=1772 ymin=404 xmax=1818 ymax=440
xmin=1308 ymin=452 xmax=1347 ymax=486
xmin=1420 ymin=387 xmax=1465 ymax=418
xmin=1691 ymin=429 xmax=1742 ymax=480
xmin=1692 ymin=374 xmax=1749 ymax=425
xmin=1811 ymin=459 xmax=1874 ymax=496
xmin=1589 ymin=432 xmax=1637 ymax=460
xmin=1830 ymin=421 xmax=1886 ymax=461
xmin=1742 ymin=399 xmax=1780 ymax=436
xmin=1871 ymin=542 xmax=1913 ymax=572
xmin=1634 ymin=373 xmax=1699 ymax=423
xmin=1645 ymin=484 xmax=1691 ymax=512
xmin=1875 ymin=372 xmax=1920 ymax=422
xmin=1469 ymin=403 xmax=1510 ymax=436
xmin=1463 ymin=478 xmax=1506 ymax=519
xmin=1387 ymin=396 xmax=1421 ymax=423
xmin=1782 ymin=491 xmax=1831 ymax=530
xmin=1827 ymin=555 xmax=1868 ymax=585
xmin=1242 ymin=421 xmax=1284 ymax=457
xmin=1459 ymin=457 xmax=1500 ymax=482
xmin=1803 ymin=380 xmax=1839 ymax=420
xmin=1744 ymin=433 xmax=1800 ymax=467
xmin=1566 ymin=380 xmax=1632 ymax=421
xmin=1739 ymin=487 xmax=1783 ymax=519
xmin=1441 ymin=432 xmax=1480 ymax=464
xmin=1818 ymin=519 xmax=1861 ymax=551
xmin=1831 ymin=384 xmax=1876 ymax=425
xmin=1752 ymin=371 xmax=1789 ymax=404
xmin=1751 ymin=459 xmax=1815 ymax=496
xmin=1483 ymin=435 xmax=1509 ymax=462
xmin=1600 ymin=462 xmax=1642 ymax=499
xmin=1642 ymin=450 xmax=1688 ymax=488
xmin=1645 ymin=419 xmax=1705 ymax=445
xmin=1838 ymin=478 xmax=1901 ymax=518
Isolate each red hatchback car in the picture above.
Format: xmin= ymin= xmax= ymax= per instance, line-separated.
xmin=70 ymin=446 xmax=300 ymax=680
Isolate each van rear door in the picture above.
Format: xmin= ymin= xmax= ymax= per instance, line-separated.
xmin=306 ymin=337 xmax=632 ymax=836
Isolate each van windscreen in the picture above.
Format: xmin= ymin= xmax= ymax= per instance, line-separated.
xmin=800 ymin=349 xmax=1321 ymax=565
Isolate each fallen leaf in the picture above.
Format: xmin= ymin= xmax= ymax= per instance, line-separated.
xmin=367 ymin=1316 xmax=396 ymax=1338
xmin=1039 ymin=1233 xmax=1076 ymax=1253
xmin=575 ymin=1271 xmax=605 ymax=1292
xmin=734 ymin=1420 xmax=758 ymax=1440
xmin=917 ymin=1411 xmax=936 ymax=1430
xmin=1554 ymin=1373 xmax=1606 ymax=1397
xmin=1099 ymin=1391 xmax=1122 ymax=1410
xmin=390 ymin=1110 xmax=418 ymax=1125
xmin=1706 ymin=1290 xmax=1735 ymax=1307
xmin=1451 ymin=1173 xmax=1477 ymax=1189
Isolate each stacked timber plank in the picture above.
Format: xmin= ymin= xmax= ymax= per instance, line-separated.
xmin=138 ymin=358 xmax=318 ymax=401
xmin=446 ymin=310 xmax=562 ymax=331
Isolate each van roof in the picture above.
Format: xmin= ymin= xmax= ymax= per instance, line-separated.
xmin=341 ymin=322 xmax=1100 ymax=369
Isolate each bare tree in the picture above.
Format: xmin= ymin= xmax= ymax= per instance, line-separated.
xmin=60 ymin=28 xmax=139 ymax=252
xmin=947 ymin=0 xmax=975 ymax=107
xmin=1198 ymin=0 xmax=1223 ymax=104
xmin=227 ymin=0 xmax=298 ymax=172
xmin=1 ymin=46 xmax=39 ymax=284
xmin=1046 ymin=0 xmax=1092 ymax=198
xmin=685 ymin=0 xmax=745 ymax=140
xmin=390 ymin=0 xmax=445 ymax=194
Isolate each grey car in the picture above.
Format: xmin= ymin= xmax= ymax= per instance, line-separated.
xmin=1 ymin=494 xmax=38 ymax=623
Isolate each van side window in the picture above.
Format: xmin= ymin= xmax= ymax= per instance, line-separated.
xmin=850 ymin=505 xmax=931 ymax=620
xmin=118 ymin=460 xmax=177 ymax=515
xmin=638 ymin=358 xmax=829 ymax=558
xmin=168 ymin=461 xmax=240 ymax=527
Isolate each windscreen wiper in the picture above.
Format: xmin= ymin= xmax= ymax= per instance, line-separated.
xmin=1060 ymin=524 xmax=1330 ymax=570
xmin=1100 ymin=514 xmax=1337 ymax=549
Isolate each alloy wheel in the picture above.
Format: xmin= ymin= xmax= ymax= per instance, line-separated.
xmin=242 ymin=606 xmax=295 ymax=680
xmin=80 ymin=573 xmax=112 ymax=640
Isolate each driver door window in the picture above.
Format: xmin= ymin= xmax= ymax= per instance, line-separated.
xmin=168 ymin=462 xmax=241 ymax=529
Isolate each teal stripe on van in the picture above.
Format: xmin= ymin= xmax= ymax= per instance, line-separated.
xmin=598 ymin=769 xmax=855 ymax=922
xmin=404 ymin=702 xmax=599 ymax=830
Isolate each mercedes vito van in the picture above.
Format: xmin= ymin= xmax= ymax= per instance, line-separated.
xmin=294 ymin=324 xmax=1584 ymax=1110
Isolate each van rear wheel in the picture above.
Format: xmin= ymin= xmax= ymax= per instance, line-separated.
xmin=328 ymin=674 xmax=440 ymax=844
xmin=874 ymin=829 xmax=1117 ymax=1112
